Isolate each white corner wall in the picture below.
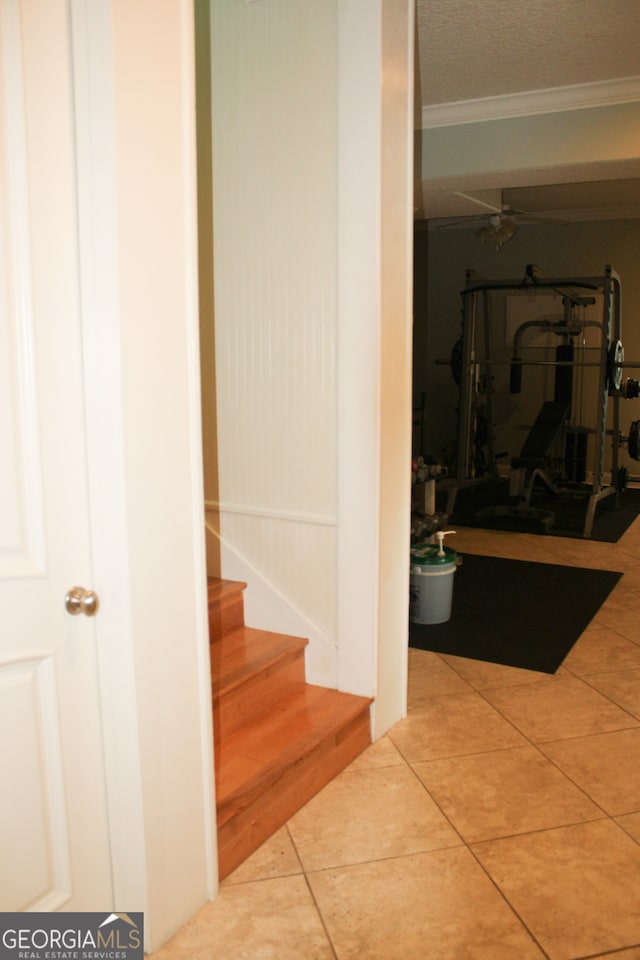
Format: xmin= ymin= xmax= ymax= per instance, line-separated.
xmin=336 ymin=0 xmax=414 ymax=733
xmin=208 ymin=0 xmax=414 ymax=735
xmin=376 ymin=0 xmax=414 ymax=734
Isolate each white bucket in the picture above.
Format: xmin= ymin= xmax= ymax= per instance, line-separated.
xmin=409 ymin=546 xmax=457 ymax=624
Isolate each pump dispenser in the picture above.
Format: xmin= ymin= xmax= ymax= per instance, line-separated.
xmin=434 ymin=530 xmax=455 ymax=556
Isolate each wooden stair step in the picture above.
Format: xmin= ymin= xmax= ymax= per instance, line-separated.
xmin=215 ymin=684 xmax=372 ymax=879
xmin=208 ymin=577 xmax=247 ymax=641
xmin=211 ymin=626 xmax=308 ymax=740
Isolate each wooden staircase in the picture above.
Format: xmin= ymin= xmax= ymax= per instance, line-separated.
xmin=209 ymin=578 xmax=373 ymax=879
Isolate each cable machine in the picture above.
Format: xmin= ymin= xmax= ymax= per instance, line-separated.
xmin=445 ymin=264 xmax=640 ymax=538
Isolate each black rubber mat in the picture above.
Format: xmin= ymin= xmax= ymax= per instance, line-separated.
xmin=409 ymin=552 xmax=622 ymax=674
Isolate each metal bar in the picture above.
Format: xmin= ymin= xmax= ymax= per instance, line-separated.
xmin=462 ymin=278 xmax=604 ymax=297
xmin=583 ymin=486 xmax=616 ymax=538
xmin=610 ymin=267 xmax=623 ymax=509
xmin=590 ymin=270 xmax=613 ymax=515
xmin=482 ymin=287 xmax=497 ymax=479
xmin=456 ymin=284 xmax=476 ymax=480
xmin=438 ymin=358 xmax=640 ymax=369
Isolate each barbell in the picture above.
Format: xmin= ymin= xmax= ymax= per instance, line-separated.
xmin=446 ymin=334 xmax=640 ymax=407
xmin=492 ymin=339 xmax=636 ymax=395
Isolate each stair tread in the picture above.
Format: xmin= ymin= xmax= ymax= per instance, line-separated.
xmin=211 ymin=626 xmax=308 ymax=697
xmin=207 ymin=577 xmax=246 ymax=604
xmin=207 ymin=575 xmax=373 ymax=877
xmin=215 ymin=684 xmax=372 ymax=824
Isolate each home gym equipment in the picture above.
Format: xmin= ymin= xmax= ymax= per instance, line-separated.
xmin=443 ymin=264 xmax=640 ymax=538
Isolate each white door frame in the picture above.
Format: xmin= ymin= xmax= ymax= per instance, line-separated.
xmin=337 ymin=0 xmax=414 ymax=737
xmin=70 ymin=0 xmax=147 ymax=909
xmin=70 ymin=1 xmax=216 ymax=949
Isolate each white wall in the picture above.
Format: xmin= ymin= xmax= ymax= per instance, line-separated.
xmin=209 ymin=0 xmax=340 ymax=684
xmin=417 ymin=101 xmax=640 ymax=182
xmin=207 ymin=0 xmax=414 ymax=735
xmin=375 ymin=0 xmax=414 ymax=734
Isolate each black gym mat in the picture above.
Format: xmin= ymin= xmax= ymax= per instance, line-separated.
xmin=440 ymin=482 xmax=640 ymax=543
xmin=408 ymin=552 xmax=622 ymax=674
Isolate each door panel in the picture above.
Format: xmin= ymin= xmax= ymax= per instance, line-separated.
xmin=0 ymin=0 xmax=112 ymax=911
xmin=0 ymin=655 xmax=70 ymax=911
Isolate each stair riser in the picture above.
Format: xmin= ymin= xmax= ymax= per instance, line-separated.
xmin=209 ymin=594 xmax=245 ymax=641
xmin=217 ymin=709 xmax=371 ymax=880
xmin=213 ymin=651 xmax=307 ymax=743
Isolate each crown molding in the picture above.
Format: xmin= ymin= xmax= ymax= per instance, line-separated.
xmin=419 ymin=75 xmax=640 ymax=129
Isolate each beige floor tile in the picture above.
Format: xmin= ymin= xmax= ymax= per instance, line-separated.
xmin=482 ymin=671 xmax=638 ymax=742
xmin=615 ymin=811 xmax=640 ymax=843
xmin=287 ymin=764 xmax=461 ymax=871
xmin=150 ymin=874 xmax=333 ymax=959
xmin=413 ymin=745 xmax=603 ymax=843
xmin=440 ymin=653 xmax=560 ymax=691
xmin=589 ymin=950 xmax=640 ymax=960
xmin=616 ymin=524 xmax=640 ymax=547
xmin=583 ymin=667 xmax=640 ymax=719
xmin=593 ymin=581 xmax=640 ymax=637
xmin=605 ymin=547 xmax=640 ymax=579
xmin=222 ymin=826 xmax=302 ymax=885
xmin=445 ymin=528 xmax=509 ymax=556
xmin=563 ymin=625 xmax=640 ymax=676
xmin=346 ymin=733 xmax=406 ymax=771
xmin=454 ymin=529 xmax=563 ymax=564
xmin=387 ymin=691 xmax=526 ymax=762
xmin=472 ymin=819 xmax=640 ymax=960
xmin=539 ymin=727 xmax=640 ymax=815
xmin=407 ymin=647 xmax=472 ymax=706
xmin=603 ymin=564 xmax=640 ymax=587
xmin=541 ymin=539 xmax=618 ymax=570
xmin=307 ymin=846 xmax=546 ymax=960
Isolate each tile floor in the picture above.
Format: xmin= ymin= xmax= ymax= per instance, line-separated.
xmin=152 ymin=517 xmax=640 ymax=960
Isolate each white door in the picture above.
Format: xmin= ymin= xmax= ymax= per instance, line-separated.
xmin=0 ymin=0 xmax=112 ymax=911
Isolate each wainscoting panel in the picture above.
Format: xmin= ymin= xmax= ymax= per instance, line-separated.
xmin=210 ymin=0 xmax=340 ymax=681
xmin=210 ymin=503 xmax=338 ymax=687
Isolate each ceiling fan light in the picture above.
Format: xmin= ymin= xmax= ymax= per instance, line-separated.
xmin=476 ymin=216 xmax=517 ymax=249
xmin=495 ymin=219 xmax=517 ymax=242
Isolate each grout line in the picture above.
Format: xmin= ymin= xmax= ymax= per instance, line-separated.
xmin=464 ymin=840 xmax=553 ymax=960
xmin=301 ymin=871 xmax=340 ymax=960
xmin=570 ymin=945 xmax=640 ymax=959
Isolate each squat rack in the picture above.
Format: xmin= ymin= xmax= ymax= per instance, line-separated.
xmin=446 ymin=264 xmax=639 ymax=538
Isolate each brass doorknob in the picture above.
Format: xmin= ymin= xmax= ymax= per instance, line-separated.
xmin=65 ymin=586 xmax=100 ymax=617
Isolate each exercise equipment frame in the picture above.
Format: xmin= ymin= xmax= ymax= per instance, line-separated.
xmin=446 ymin=264 xmax=629 ymax=538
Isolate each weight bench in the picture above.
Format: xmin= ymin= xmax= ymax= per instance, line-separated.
xmin=472 ymin=400 xmax=570 ymax=534
xmin=509 ymin=400 xmax=571 ymax=507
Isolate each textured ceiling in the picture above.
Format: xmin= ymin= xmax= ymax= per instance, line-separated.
xmin=416 ymin=0 xmax=640 ymax=106
xmin=415 ymin=0 xmax=640 ymax=221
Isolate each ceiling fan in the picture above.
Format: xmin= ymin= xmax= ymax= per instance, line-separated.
xmin=435 ymin=190 xmax=567 ymax=250
xmin=475 ymin=213 xmax=519 ymax=250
